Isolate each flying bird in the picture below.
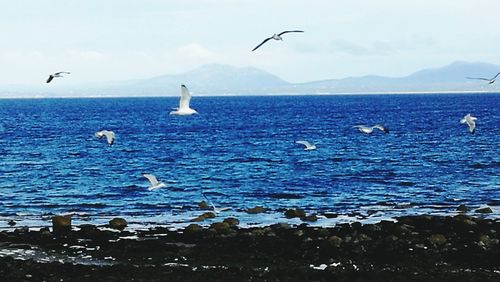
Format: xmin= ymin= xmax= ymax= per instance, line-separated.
xmin=143 ymin=174 xmax=167 ymax=191
xmin=95 ymin=130 xmax=115 ymax=145
xmin=202 ymin=192 xmax=231 ymax=214
xmin=353 ymin=125 xmax=389 ymax=134
xmin=46 ymin=72 xmax=70 ymax=83
xmin=295 ymin=140 xmax=317 ymax=150
xmin=460 ymin=114 xmax=477 ymax=134
xmin=466 ymin=72 xmax=500 ymax=84
xmin=252 ymin=30 xmax=304 ymax=51
xmin=170 ymin=85 xmax=198 ymax=115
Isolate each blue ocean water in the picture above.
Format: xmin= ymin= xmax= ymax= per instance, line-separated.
xmin=0 ymin=94 xmax=499 ymax=228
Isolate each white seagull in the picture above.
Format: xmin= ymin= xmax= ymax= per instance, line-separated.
xmin=252 ymin=30 xmax=304 ymax=51
xmin=460 ymin=114 xmax=477 ymax=134
xmin=466 ymin=72 xmax=500 ymax=84
xmin=95 ymin=130 xmax=115 ymax=145
xmin=46 ymin=72 xmax=70 ymax=83
xmin=170 ymin=85 xmax=198 ymax=115
xmin=295 ymin=140 xmax=317 ymax=150
xmin=143 ymin=174 xmax=167 ymax=191
xmin=353 ymin=125 xmax=389 ymax=134
xmin=202 ymin=192 xmax=231 ymax=214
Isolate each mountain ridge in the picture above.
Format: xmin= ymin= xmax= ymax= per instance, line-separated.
xmin=1 ymin=61 xmax=499 ymax=97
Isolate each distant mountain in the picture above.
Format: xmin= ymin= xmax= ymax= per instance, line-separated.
xmin=94 ymin=64 xmax=290 ymax=96
xmin=1 ymin=61 xmax=499 ymax=98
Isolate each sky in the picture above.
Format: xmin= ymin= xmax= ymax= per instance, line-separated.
xmin=1 ymin=0 xmax=500 ymax=86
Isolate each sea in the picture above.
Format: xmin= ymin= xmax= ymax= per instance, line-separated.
xmin=0 ymin=94 xmax=499 ymax=229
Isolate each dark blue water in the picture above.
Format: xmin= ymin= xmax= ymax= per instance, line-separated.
xmin=0 ymin=94 xmax=499 ymax=228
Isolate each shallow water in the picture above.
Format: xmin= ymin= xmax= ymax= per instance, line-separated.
xmin=0 ymin=94 xmax=499 ymax=228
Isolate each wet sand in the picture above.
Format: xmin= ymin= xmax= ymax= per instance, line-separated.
xmin=0 ymin=214 xmax=499 ymax=281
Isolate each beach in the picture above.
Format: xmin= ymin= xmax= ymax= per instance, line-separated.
xmin=1 ymin=214 xmax=499 ymax=281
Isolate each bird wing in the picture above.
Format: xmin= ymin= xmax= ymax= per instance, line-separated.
xmin=46 ymin=75 xmax=54 ymax=83
xmin=143 ymin=174 xmax=159 ymax=186
xmin=55 ymin=71 xmax=70 ymax=75
xmin=491 ymin=72 xmax=500 ymax=80
xmin=278 ymin=30 xmax=304 ymax=36
xmin=252 ymin=37 xmax=273 ymax=51
xmin=466 ymin=77 xmax=490 ymax=81
xmin=296 ymin=140 xmax=312 ymax=148
xmin=104 ymin=131 xmax=114 ymax=144
xmin=178 ymin=85 xmax=192 ymax=110
xmin=373 ymin=125 xmax=386 ymax=131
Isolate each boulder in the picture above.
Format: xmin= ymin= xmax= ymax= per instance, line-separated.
xmin=52 ymin=215 xmax=72 ymax=233
xmin=210 ymin=222 xmax=231 ymax=234
xmin=184 ymin=224 xmax=202 ymax=234
xmin=223 ymin=217 xmax=240 ymax=227
xmin=108 ymin=217 xmax=127 ymax=231
xmin=429 ymin=234 xmax=447 ymax=246
xmin=301 ymin=214 xmax=318 ymax=222
xmin=246 ymin=206 xmax=267 ymax=214
xmin=285 ymin=208 xmax=306 ymax=219
xmin=456 ymin=204 xmax=468 ymax=212
xmin=475 ymin=207 xmax=493 ymax=214
xmin=327 ymin=236 xmax=343 ymax=247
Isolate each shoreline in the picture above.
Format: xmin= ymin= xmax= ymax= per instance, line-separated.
xmin=1 ymin=214 xmax=498 ymax=281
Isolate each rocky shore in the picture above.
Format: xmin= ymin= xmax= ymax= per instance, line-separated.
xmin=0 ymin=214 xmax=499 ymax=281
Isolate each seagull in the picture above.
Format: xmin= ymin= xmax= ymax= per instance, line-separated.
xmin=202 ymin=192 xmax=231 ymax=214
xmin=95 ymin=130 xmax=115 ymax=145
xmin=353 ymin=125 xmax=389 ymax=134
xmin=143 ymin=174 xmax=167 ymax=191
xmin=46 ymin=72 xmax=70 ymax=83
xmin=460 ymin=114 xmax=477 ymax=134
xmin=295 ymin=140 xmax=317 ymax=150
xmin=170 ymin=85 xmax=198 ymax=115
xmin=466 ymin=72 xmax=500 ymax=84
xmin=252 ymin=30 xmax=304 ymax=51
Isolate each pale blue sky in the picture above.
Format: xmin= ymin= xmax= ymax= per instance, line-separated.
xmin=1 ymin=0 xmax=499 ymax=86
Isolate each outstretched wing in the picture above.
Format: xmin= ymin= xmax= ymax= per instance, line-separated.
xmin=278 ymin=30 xmax=304 ymax=36
xmin=491 ymin=72 xmax=500 ymax=80
xmin=104 ymin=131 xmax=114 ymax=145
xmin=55 ymin=71 xmax=70 ymax=75
xmin=252 ymin=37 xmax=273 ymax=51
xmin=178 ymin=84 xmax=192 ymax=110
xmin=46 ymin=75 xmax=54 ymax=83
xmin=296 ymin=140 xmax=312 ymax=148
xmin=143 ymin=174 xmax=159 ymax=186
xmin=466 ymin=76 xmax=490 ymax=81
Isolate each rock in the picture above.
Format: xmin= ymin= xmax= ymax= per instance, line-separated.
xmin=223 ymin=217 xmax=239 ymax=227
xmin=7 ymin=220 xmax=16 ymax=227
xmin=270 ymin=223 xmax=291 ymax=230
xmin=246 ymin=206 xmax=266 ymax=214
xmin=301 ymin=214 xmax=318 ymax=222
xmin=198 ymin=201 xmax=209 ymax=209
xmin=429 ymin=234 xmax=447 ymax=245
xmin=52 ymin=215 xmax=72 ymax=233
xmin=191 ymin=212 xmax=216 ymax=222
xmin=327 ymin=236 xmax=343 ymax=247
xmin=14 ymin=226 xmax=29 ymax=235
xmin=457 ymin=204 xmax=468 ymax=212
xmin=285 ymin=208 xmax=306 ymax=219
xmin=184 ymin=224 xmax=202 ymax=233
xmin=475 ymin=207 xmax=493 ymax=214
xmin=479 ymin=235 xmax=491 ymax=246
xmin=109 ymin=217 xmax=127 ymax=230
xmin=210 ymin=222 xmax=231 ymax=234
xmin=357 ymin=233 xmax=372 ymax=242
xmin=324 ymin=213 xmax=338 ymax=218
